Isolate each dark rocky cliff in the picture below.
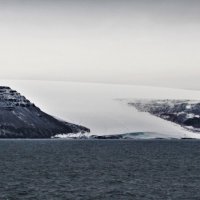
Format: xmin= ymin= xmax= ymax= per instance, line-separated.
xmin=0 ymin=86 xmax=90 ymax=138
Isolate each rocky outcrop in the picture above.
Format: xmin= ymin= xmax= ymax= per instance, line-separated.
xmin=129 ymin=99 xmax=200 ymax=132
xmin=0 ymin=86 xmax=90 ymax=138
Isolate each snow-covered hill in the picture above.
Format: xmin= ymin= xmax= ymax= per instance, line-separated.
xmin=1 ymin=80 xmax=200 ymax=139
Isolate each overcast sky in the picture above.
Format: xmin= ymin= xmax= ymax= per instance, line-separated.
xmin=0 ymin=0 xmax=200 ymax=90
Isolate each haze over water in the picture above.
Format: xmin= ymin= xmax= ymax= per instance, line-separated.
xmin=0 ymin=0 xmax=200 ymax=90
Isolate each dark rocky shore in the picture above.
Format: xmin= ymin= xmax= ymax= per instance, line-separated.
xmin=0 ymin=86 xmax=90 ymax=138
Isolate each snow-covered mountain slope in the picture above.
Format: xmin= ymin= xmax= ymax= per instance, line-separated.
xmin=0 ymin=86 xmax=89 ymax=138
xmin=1 ymin=80 xmax=200 ymax=139
xmin=128 ymin=99 xmax=200 ymax=133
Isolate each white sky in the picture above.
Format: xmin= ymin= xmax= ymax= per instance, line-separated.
xmin=0 ymin=0 xmax=200 ymax=89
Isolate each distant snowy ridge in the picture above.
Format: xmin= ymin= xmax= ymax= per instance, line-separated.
xmin=128 ymin=99 xmax=200 ymax=133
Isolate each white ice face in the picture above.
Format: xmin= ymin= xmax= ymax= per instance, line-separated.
xmin=1 ymin=80 xmax=200 ymax=138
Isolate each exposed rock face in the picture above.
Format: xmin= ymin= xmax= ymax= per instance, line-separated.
xmin=129 ymin=99 xmax=200 ymax=132
xmin=0 ymin=86 xmax=90 ymax=138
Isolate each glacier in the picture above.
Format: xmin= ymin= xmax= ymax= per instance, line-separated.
xmin=1 ymin=80 xmax=200 ymax=139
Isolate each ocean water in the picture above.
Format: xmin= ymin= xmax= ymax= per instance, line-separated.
xmin=0 ymin=139 xmax=200 ymax=200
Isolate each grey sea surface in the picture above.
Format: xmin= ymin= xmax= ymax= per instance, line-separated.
xmin=0 ymin=139 xmax=200 ymax=200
